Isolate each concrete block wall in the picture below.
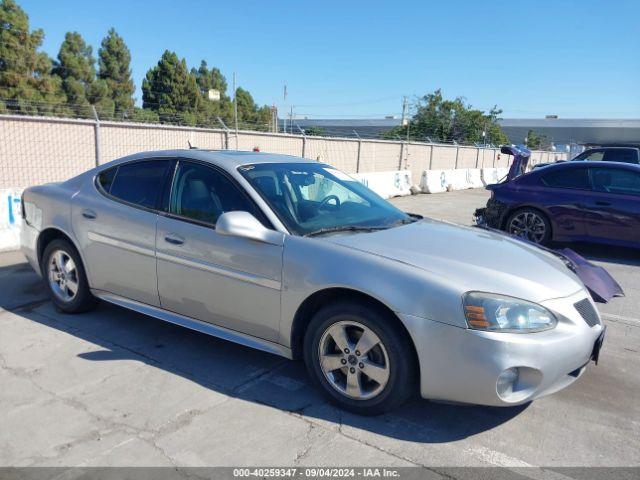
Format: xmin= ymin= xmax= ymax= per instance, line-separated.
xmin=0 ymin=114 xmax=566 ymax=190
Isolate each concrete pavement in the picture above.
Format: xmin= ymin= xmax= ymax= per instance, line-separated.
xmin=0 ymin=190 xmax=638 ymax=470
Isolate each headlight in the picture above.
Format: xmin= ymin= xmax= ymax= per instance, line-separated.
xmin=462 ymin=292 xmax=557 ymax=333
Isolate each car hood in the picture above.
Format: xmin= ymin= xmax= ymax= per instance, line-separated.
xmin=326 ymin=219 xmax=585 ymax=303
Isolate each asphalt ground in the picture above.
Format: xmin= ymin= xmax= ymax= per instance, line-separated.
xmin=0 ymin=188 xmax=638 ymax=474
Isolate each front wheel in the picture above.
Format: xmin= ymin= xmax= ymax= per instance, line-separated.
xmin=506 ymin=208 xmax=551 ymax=244
xmin=42 ymin=239 xmax=98 ymax=313
xmin=303 ymin=301 xmax=416 ymax=415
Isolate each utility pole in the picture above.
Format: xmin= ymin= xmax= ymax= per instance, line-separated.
xmin=282 ymin=83 xmax=288 ymax=135
xmin=400 ymin=96 xmax=409 ymax=170
xmin=233 ymin=72 xmax=238 ymax=149
xmin=401 ymin=96 xmax=408 ymax=128
xmin=289 ymin=106 xmax=294 ymax=134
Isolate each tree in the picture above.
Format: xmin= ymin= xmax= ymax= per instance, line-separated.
xmin=303 ymin=126 xmax=325 ymax=136
xmin=98 ymin=28 xmax=135 ymax=116
xmin=131 ymin=106 xmax=159 ymax=124
xmin=54 ymin=31 xmax=112 ymax=115
xmin=524 ymin=129 xmax=548 ymax=150
xmin=191 ymin=60 xmax=233 ymax=126
xmin=234 ymin=87 xmax=270 ymax=130
xmin=382 ymin=89 xmax=509 ymax=145
xmin=0 ymin=0 xmax=65 ymax=113
xmin=142 ymin=50 xmax=200 ymax=125
xmin=192 ymin=60 xmax=227 ymax=97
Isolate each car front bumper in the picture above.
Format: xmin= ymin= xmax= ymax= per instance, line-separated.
xmin=20 ymin=221 xmax=41 ymax=276
xmin=399 ymin=289 xmax=604 ymax=406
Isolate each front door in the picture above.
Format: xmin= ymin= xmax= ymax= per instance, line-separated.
xmin=537 ymin=166 xmax=591 ymax=239
xmin=156 ymin=160 xmax=284 ymax=342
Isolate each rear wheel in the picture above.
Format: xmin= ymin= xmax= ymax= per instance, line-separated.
xmin=303 ymin=300 xmax=416 ymax=415
xmin=42 ymin=239 xmax=97 ymax=313
xmin=506 ymin=208 xmax=551 ymax=244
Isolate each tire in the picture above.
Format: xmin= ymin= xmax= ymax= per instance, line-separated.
xmin=505 ymin=208 xmax=551 ymax=245
xmin=303 ymin=300 xmax=417 ymax=415
xmin=42 ymin=238 xmax=98 ymax=313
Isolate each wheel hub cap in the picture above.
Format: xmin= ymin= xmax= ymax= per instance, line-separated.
xmin=48 ymin=249 xmax=79 ymax=302
xmin=318 ymin=320 xmax=390 ymax=400
xmin=509 ymin=212 xmax=546 ymax=243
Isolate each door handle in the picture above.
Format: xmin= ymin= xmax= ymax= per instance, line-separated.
xmin=595 ymin=201 xmax=611 ymax=206
xmin=164 ymin=234 xmax=185 ymax=245
xmin=82 ymin=209 xmax=97 ymax=220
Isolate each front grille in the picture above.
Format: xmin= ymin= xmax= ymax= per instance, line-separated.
xmin=574 ymin=298 xmax=600 ymax=327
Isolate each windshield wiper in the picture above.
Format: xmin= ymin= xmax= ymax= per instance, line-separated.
xmin=304 ymin=225 xmax=388 ymax=237
xmin=304 ymin=217 xmax=418 ymax=237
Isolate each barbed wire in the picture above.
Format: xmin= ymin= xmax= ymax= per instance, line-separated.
xmin=0 ymin=98 xmax=527 ymax=148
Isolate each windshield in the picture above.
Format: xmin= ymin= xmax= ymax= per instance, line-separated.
xmin=239 ymin=163 xmax=412 ymax=236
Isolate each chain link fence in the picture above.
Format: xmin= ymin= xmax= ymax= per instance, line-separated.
xmin=0 ymin=113 xmax=566 ymax=189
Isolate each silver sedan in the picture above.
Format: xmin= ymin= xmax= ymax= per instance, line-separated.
xmin=20 ymin=150 xmax=605 ymax=415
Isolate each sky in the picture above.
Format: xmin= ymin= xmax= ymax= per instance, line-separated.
xmin=19 ymin=0 xmax=640 ymax=119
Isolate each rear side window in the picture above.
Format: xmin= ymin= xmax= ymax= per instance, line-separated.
xmin=590 ymin=167 xmax=640 ymax=196
xmin=541 ymin=168 xmax=590 ymax=189
xmin=97 ymin=168 xmax=116 ymax=193
xmin=574 ymin=150 xmax=604 ymax=161
xmin=602 ymin=149 xmax=637 ymax=164
xmin=108 ymin=160 xmax=170 ymax=209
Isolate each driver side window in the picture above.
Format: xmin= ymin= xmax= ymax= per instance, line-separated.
xmin=169 ymin=162 xmax=259 ymax=226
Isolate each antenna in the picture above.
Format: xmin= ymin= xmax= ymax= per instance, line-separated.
xmin=187 ymin=140 xmax=197 ymax=149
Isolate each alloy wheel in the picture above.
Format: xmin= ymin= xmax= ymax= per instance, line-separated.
xmin=318 ymin=321 xmax=390 ymax=400
xmin=508 ymin=211 xmax=547 ymax=243
xmin=48 ymin=249 xmax=79 ymax=302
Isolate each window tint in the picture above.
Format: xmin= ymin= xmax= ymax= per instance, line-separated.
xmin=97 ymin=168 xmax=116 ymax=193
xmin=541 ymin=168 xmax=590 ymax=189
xmin=590 ymin=168 xmax=640 ymax=196
xmin=575 ymin=150 xmax=604 ymax=161
xmin=109 ymin=160 xmax=169 ymax=209
xmin=170 ymin=161 xmax=257 ymax=225
xmin=240 ymin=163 xmax=410 ymax=236
xmin=603 ymin=149 xmax=637 ymax=163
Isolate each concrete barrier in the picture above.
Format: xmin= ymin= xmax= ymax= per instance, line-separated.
xmin=497 ymin=167 xmax=509 ymax=182
xmin=420 ymin=169 xmax=450 ymax=193
xmin=1 ymin=188 xmax=24 ymax=252
xmin=449 ymin=169 xmax=469 ymax=190
xmin=482 ymin=167 xmax=510 ymax=186
xmin=481 ymin=168 xmax=499 ymax=186
xmin=421 ymin=168 xmax=485 ymax=193
xmin=466 ymin=169 xmax=484 ymax=188
xmin=351 ymin=170 xmax=412 ymax=199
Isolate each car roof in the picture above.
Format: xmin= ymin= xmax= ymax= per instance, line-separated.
xmin=105 ymin=149 xmax=317 ymax=170
xmin=534 ymin=160 xmax=640 ymax=173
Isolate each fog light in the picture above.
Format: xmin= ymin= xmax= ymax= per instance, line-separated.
xmin=497 ymin=368 xmax=519 ymax=398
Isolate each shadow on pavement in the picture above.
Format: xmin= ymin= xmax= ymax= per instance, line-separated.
xmin=1 ymin=257 xmax=526 ymax=444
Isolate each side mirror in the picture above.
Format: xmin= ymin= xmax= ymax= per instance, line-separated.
xmin=216 ymin=211 xmax=284 ymax=246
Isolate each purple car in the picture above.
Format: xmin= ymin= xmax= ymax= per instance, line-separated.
xmin=476 ymin=147 xmax=640 ymax=249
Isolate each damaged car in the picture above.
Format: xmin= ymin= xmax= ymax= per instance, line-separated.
xmin=476 ymin=146 xmax=640 ymax=250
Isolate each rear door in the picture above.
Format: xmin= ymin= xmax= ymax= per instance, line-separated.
xmin=71 ymin=158 xmax=173 ymax=306
xmin=584 ymin=166 xmax=640 ymax=246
